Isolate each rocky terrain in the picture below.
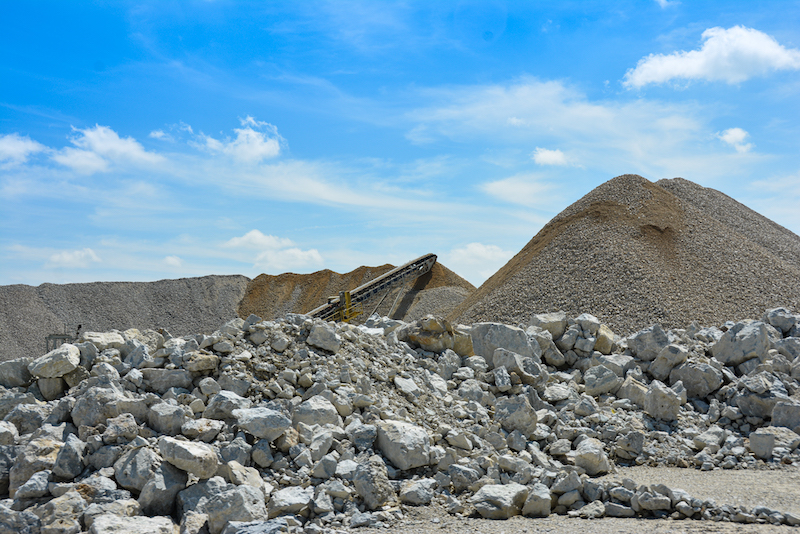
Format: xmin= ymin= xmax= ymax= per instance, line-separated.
xmin=0 ymin=303 xmax=799 ymax=533
xmin=451 ymin=175 xmax=800 ymax=335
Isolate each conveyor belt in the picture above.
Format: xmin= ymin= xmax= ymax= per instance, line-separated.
xmin=307 ymin=253 xmax=437 ymax=321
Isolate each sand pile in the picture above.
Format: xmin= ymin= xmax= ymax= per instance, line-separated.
xmin=238 ymin=261 xmax=474 ymax=323
xmin=450 ymin=174 xmax=800 ymax=334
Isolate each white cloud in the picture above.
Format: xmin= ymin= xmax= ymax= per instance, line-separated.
xmin=623 ymin=26 xmax=800 ymax=88
xmin=52 ymin=125 xmax=164 ymax=174
xmin=223 ymin=230 xmax=295 ymax=250
xmin=532 ymin=147 xmax=568 ymax=166
xmin=223 ymin=229 xmax=322 ymax=273
xmin=654 ymin=0 xmax=679 ymax=8
xmin=164 ymin=255 xmax=183 ymax=267
xmin=149 ymin=129 xmax=172 ymax=141
xmin=718 ymin=127 xmax=754 ymax=153
xmin=443 ymin=242 xmax=514 ymax=285
xmin=482 ymin=174 xmax=555 ymax=207
xmin=198 ymin=116 xmax=283 ymax=163
xmin=46 ymin=248 xmax=101 ymax=268
xmin=0 ymin=133 xmax=46 ymax=167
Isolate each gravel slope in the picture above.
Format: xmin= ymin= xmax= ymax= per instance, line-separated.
xmin=0 ymin=275 xmax=250 ymax=361
xmin=450 ymin=174 xmax=800 ymax=335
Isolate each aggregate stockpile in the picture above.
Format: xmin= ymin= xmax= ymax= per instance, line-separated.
xmin=451 ymin=174 xmax=800 ymax=334
xmin=1 ymin=306 xmax=800 ymax=533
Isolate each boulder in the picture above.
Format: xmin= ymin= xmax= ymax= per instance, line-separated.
xmin=79 ymin=331 xmax=125 ymax=351
xmin=470 ymin=323 xmax=537 ymax=368
xmin=267 ymin=486 xmax=313 ymax=518
xmin=470 ymin=483 xmax=528 ymax=519
xmin=521 ymin=482 xmax=552 ymax=517
xmin=0 ymin=358 xmax=33 ymax=388
xmin=233 ymin=407 xmax=291 ymax=443
xmin=649 ymin=344 xmax=689 ymax=381
xmin=307 ymin=322 xmax=341 ymax=353
xmin=493 ymin=395 xmax=538 ymax=438
xmin=139 ymin=461 xmax=188 ymax=516
xmin=643 ymin=380 xmax=681 ymax=421
xmin=140 ymin=369 xmax=193 ymax=395
xmin=571 ymin=437 xmax=612 ymax=475
xmin=292 ymin=396 xmax=341 ymax=428
xmin=205 ymin=391 xmax=253 ymax=421
xmin=397 ymin=315 xmax=455 ymax=353
xmin=149 ymin=402 xmax=191 ymax=436
xmin=27 ymin=344 xmax=80 ymax=378
xmin=710 ymin=321 xmax=771 ymax=366
xmin=530 ymin=311 xmax=567 ymax=340
xmin=669 ymin=361 xmax=723 ymax=398
xmin=352 ymin=455 xmax=396 ymax=510
xmin=203 ymin=485 xmax=268 ymax=534
xmin=583 ymin=365 xmax=621 ymax=396
xmin=399 ymin=478 xmax=436 ymax=505
xmin=159 ymin=436 xmax=219 ymax=479
xmin=627 ymin=324 xmax=669 ymax=361
xmin=89 ymin=514 xmax=175 ymax=534
xmin=771 ymin=401 xmax=800 ymax=432
xmin=114 ymin=446 xmax=161 ymax=492
xmin=376 ymin=420 xmax=430 ymax=470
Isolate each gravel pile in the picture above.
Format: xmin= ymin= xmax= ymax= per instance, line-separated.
xmin=450 ymin=174 xmax=800 ymax=336
xmin=0 ymin=305 xmax=799 ymax=533
xmin=0 ymin=276 xmax=250 ymax=362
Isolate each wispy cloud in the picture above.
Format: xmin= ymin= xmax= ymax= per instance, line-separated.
xmin=194 ymin=116 xmax=284 ymax=163
xmin=46 ymin=248 xmax=101 ymax=268
xmin=623 ymin=26 xmax=800 ymax=88
xmin=442 ymin=242 xmax=514 ymax=286
xmin=532 ymin=147 xmax=568 ymax=166
xmin=0 ymin=133 xmax=47 ymax=167
xmin=482 ymin=173 xmax=556 ymax=207
xmin=223 ymin=229 xmax=323 ymax=273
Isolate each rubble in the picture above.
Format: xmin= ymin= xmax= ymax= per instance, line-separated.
xmin=0 ymin=306 xmax=798 ymax=533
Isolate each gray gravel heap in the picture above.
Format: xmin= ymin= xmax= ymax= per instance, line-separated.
xmin=451 ymin=174 xmax=800 ymax=336
xmin=0 ymin=306 xmax=799 ymax=533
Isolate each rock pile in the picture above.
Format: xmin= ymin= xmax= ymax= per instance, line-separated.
xmin=451 ymin=174 xmax=800 ymax=335
xmin=1 ymin=305 xmax=800 ymax=533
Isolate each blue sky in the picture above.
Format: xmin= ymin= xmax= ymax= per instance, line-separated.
xmin=2 ymin=1 xmax=800 ymax=287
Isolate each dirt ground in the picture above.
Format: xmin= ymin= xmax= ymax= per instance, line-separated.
xmin=355 ymin=466 xmax=800 ymax=534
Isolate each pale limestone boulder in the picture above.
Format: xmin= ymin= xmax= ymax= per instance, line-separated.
xmin=183 ymin=351 xmax=221 ymax=372
xmin=292 ymin=395 xmax=341 ymax=428
xmin=470 ymin=323 xmax=537 ymax=368
xmin=494 ymin=395 xmax=538 ymax=438
xmin=267 ymin=486 xmax=313 ymax=518
xmin=530 ymin=311 xmax=567 ymax=340
xmin=79 ymin=331 xmax=125 ymax=352
xmin=52 ymin=434 xmax=87 ymax=480
xmin=771 ymin=400 xmax=800 ymax=432
xmin=114 ymin=446 xmax=161 ymax=492
xmin=182 ymin=418 xmax=225 ymax=443
xmin=749 ymin=431 xmax=775 ymax=459
xmin=82 ymin=499 xmax=140 ymax=530
xmin=36 ymin=489 xmax=87 ymax=528
xmin=493 ymin=348 xmax=547 ymax=388
xmin=644 ymin=380 xmax=682 ymax=421
xmin=204 ymin=485 xmax=268 ymax=534
xmin=307 ymin=322 xmax=341 ymax=353
xmin=571 ymin=437 xmax=612 ymax=475
xmin=710 ymin=321 xmax=771 ymax=366
xmin=627 ymin=324 xmax=669 ymax=361
xmin=583 ymin=364 xmax=621 ymax=396
xmin=140 ymin=368 xmax=193 ymax=395
xmin=592 ymin=353 xmax=635 ymax=377
xmin=38 ymin=377 xmax=66 ymax=400
xmin=352 ymin=455 xmax=396 ymax=510
xmin=617 ymin=376 xmax=648 ymax=407
xmin=149 ymin=402 xmax=191 ymax=436
xmin=594 ymin=324 xmax=615 ymax=355
xmin=399 ymin=478 xmax=436 ymax=505
xmin=159 ymin=436 xmax=219 ymax=479
xmin=28 ymin=344 xmax=80 ymax=378
xmin=0 ymin=358 xmax=33 ymax=388
xmin=763 ymin=307 xmax=797 ymax=334
xmin=233 ymin=407 xmax=291 ymax=442
xmin=522 ymin=482 xmax=552 ymax=517
xmin=89 ymin=514 xmax=175 ymax=534
xmin=376 ymin=420 xmax=430 ymax=470
xmin=8 ymin=437 xmax=61 ymax=497
xmin=205 ymin=391 xmax=253 ymax=421
xmin=692 ymin=425 xmax=726 ymax=450
xmin=649 ymin=344 xmax=689 ymax=381
xmin=470 ymin=483 xmax=528 ymax=519
xmin=669 ymin=361 xmax=722 ymax=398
xmin=139 ymin=462 xmax=188 ymax=516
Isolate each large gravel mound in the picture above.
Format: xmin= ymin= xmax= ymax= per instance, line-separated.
xmin=450 ymin=174 xmax=800 ymax=334
xmin=0 ymin=275 xmax=250 ymax=361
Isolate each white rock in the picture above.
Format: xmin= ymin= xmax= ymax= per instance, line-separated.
xmin=159 ymin=436 xmax=219 ymax=479
xmin=89 ymin=514 xmax=175 ymax=534
xmin=470 ymin=483 xmax=528 ymax=519
xmin=27 ymin=344 xmax=80 ymax=378
xmin=307 ymin=322 xmax=341 ymax=353
xmin=376 ymin=420 xmax=430 ymax=470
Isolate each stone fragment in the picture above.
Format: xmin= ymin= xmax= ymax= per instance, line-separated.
xmin=0 ymin=421 xmax=18 ymax=446
xmin=149 ymin=402 xmax=191 ymax=436
xmin=307 ymin=322 xmax=341 ymax=353
xmin=771 ymin=401 xmax=800 ymax=432
xmin=9 ymin=437 xmax=61 ymax=497
xmin=399 ymin=478 xmax=436 ymax=505
xmin=183 ymin=351 xmax=221 ymax=372
xmin=571 ymin=437 xmax=612 ymax=475
xmin=493 ymin=395 xmax=538 ymax=438
xmin=763 ymin=307 xmax=797 ymax=334
xmin=233 ymin=407 xmax=291 ymax=442
xmin=397 ymin=315 xmax=455 ymax=353
xmin=79 ymin=331 xmax=125 ymax=351
xmin=522 ymin=482 xmax=551 ymax=517
xmin=470 ymin=323 xmax=537 ymax=368
xmin=28 ymin=344 xmax=80 ymax=378
xmin=470 ymin=483 xmax=528 ymax=519
xmin=159 ymin=436 xmax=219 ymax=479
xmin=583 ymin=365 xmax=621 ymax=396
xmin=15 ymin=468 xmax=50 ymax=499
xmin=89 ymin=514 xmax=175 ymax=534
xmin=140 ymin=369 xmax=193 ymax=395
xmin=376 ymin=420 xmax=430 ymax=470
xmin=0 ymin=358 xmax=33 ymax=388
xmin=292 ymin=396 xmax=341 ymax=428
xmin=353 ymin=455 xmax=396 ymax=510
xmin=628 ymin=324 xmax=669 ymax=361
xmin=182 ymin=418 xmax=225 ymax=442
xmin=649 ymin=344 xmax=689 ymax=381
xmin=267 ymin=486 xmax=313 ymax=518
xmin=530 ymin=311 xmax=567 ymax=340
xmin=710 ymin=321 xmax=771 ymax=366
xmin=52 ymin=434 xmax=87 ymax=480
xmin=113 ymin=446 xmax=160 ymax=492
xmin=203 ymin=485 xmax=268 ymax=534
xmin=138 ymin=461 xmax=189 ymax=516
xmin=205 ymin=391 xmax=253 ymax=421
xmin=644 ymin=380 xmax=682 ymax=421
xmin=669 ymin=362 xmax=723 ymax=398
xmin=749 ymin=431 xmax=775 ymax=459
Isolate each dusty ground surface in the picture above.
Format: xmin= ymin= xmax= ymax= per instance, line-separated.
xmin=356 ymin=466 xmax=800 ymax=534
